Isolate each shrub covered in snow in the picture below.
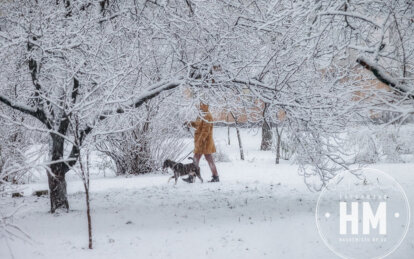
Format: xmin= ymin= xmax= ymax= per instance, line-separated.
xmin=96 ymin=99 xmax=190 ymax=175
xmin=347 ymin=125 xmax=414 ymax=164
xmin=0 ymin=115 xmax=37 ymax=184
xmin=347 ymin=128 xmax=380 ymax=164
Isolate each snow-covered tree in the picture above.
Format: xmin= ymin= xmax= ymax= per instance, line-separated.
xmin=0 ymin=1 xmax=185 ymax=212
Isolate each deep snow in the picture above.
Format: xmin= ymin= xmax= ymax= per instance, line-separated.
xmin=1 ymin=128 xmax=413 ymax=259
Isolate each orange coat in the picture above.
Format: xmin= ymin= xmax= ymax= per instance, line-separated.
xmin=190 ymin=112 xmax=216 ymax=154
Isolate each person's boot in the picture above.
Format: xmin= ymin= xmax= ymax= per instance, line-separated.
xmin=182 ymin=175 xmax=194 ymax=183
xmin=208 ymin=175 xmax=220 ymax=183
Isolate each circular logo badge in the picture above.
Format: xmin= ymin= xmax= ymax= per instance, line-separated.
xmin=316 ymin=168 xmax=410 ymax=259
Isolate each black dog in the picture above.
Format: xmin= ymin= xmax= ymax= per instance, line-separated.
xmin=163 ymin=157 xmax=203 ymax=184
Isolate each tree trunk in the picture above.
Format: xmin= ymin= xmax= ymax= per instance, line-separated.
xmin=261 ymin=120 xmax=272 ymax=150
xmin=48 ymin=171 xmax=69 ymax=213
xmin=230 ymin=112 xmax=244 ymax=161
xmin=227 ymin=123 xmax=231 ymax=145
xmin=235 ymin=126 xmax=244 ymax=160
xmin=275 ymin=136 xmax=281 ymax=164
xmin=84 ymin=183 xmax=92 ymax=249
xmin=48 ymin=134 xmax=70 ymax=213
xmin=275 ymin=127 xmax=283 ymax=164
xmin=260 ymin=103 xmax=272 ymax=151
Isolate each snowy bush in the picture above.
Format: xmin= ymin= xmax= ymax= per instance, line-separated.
xmin=96 ymin=152 xmax=116 ymax=177
xmin=97 ymin=127 xmax=188 ymax=175
xmin=96 ymin=99 xmax=190 ymax=175
xmin=0 ymin=159 xmax=31 ymax=257
xmin=347 ymin=125 xmax=414 ymax=164
xmin=279 ymin=140 xmax=295 ymax=161
xmin=396 ymin=127 xmax=414 ymax=155
xmin=0 ymin=116 xmax=32 ymax=184
xmin=97 ymin=128 xmax=153 ymax=175
xmin=376 ymin=126 xmax=414 ymax=163
xmin=347 ymin=129 xmax=380 ymax=164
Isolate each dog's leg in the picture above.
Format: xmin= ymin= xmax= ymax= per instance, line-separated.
xmin=168 ymin=176 xmax=174 ymax=183
xmin=197 ymin=174 xmax=203 ymax=183
xmin=189 ymin=172 xmax=196 ymax=183
xmin=174 ymin=171 xmax=178 ymax=185
xmin=196 ymin=168 xmax=203 ymax=183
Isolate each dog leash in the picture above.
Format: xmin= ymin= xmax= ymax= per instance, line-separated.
xmin=176 ymin=126 xmax=195 ymax=163
xmin=176 ymin=149 xmax=194 ymax=163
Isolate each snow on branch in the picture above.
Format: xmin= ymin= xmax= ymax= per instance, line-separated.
xmin=356 ymin=56 xmax=413 ymax=98
xmin=98 ymin=78 xmax=185 ymax=120
xmin=0 ymin=94 xmax=49 ymax=126
xmin=232 ymin=78 xmax=275 ymax=91
xmin=0 ymin=95 xmax=36 ymax=115
xmin=318 ymin=11 xmax=382 ymax=28
xmin=98 ymin=11 xmax=127 ymax=24
xmin=348 ymin=45 xmax=375 ymax=54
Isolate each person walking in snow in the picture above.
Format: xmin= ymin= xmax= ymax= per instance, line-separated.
xmin=183 ymin=102 xmax=220 ymax=183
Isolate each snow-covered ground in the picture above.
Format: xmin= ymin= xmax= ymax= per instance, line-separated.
xmin=1 ymin=128 xmax=413 ymax=259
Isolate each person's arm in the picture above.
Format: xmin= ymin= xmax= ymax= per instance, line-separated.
xmin=183 ymin=120 xmax=198 ymax=129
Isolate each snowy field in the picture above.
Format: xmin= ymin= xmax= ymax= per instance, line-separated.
xmin=1 ymin=128 xmax=413 ymax=259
